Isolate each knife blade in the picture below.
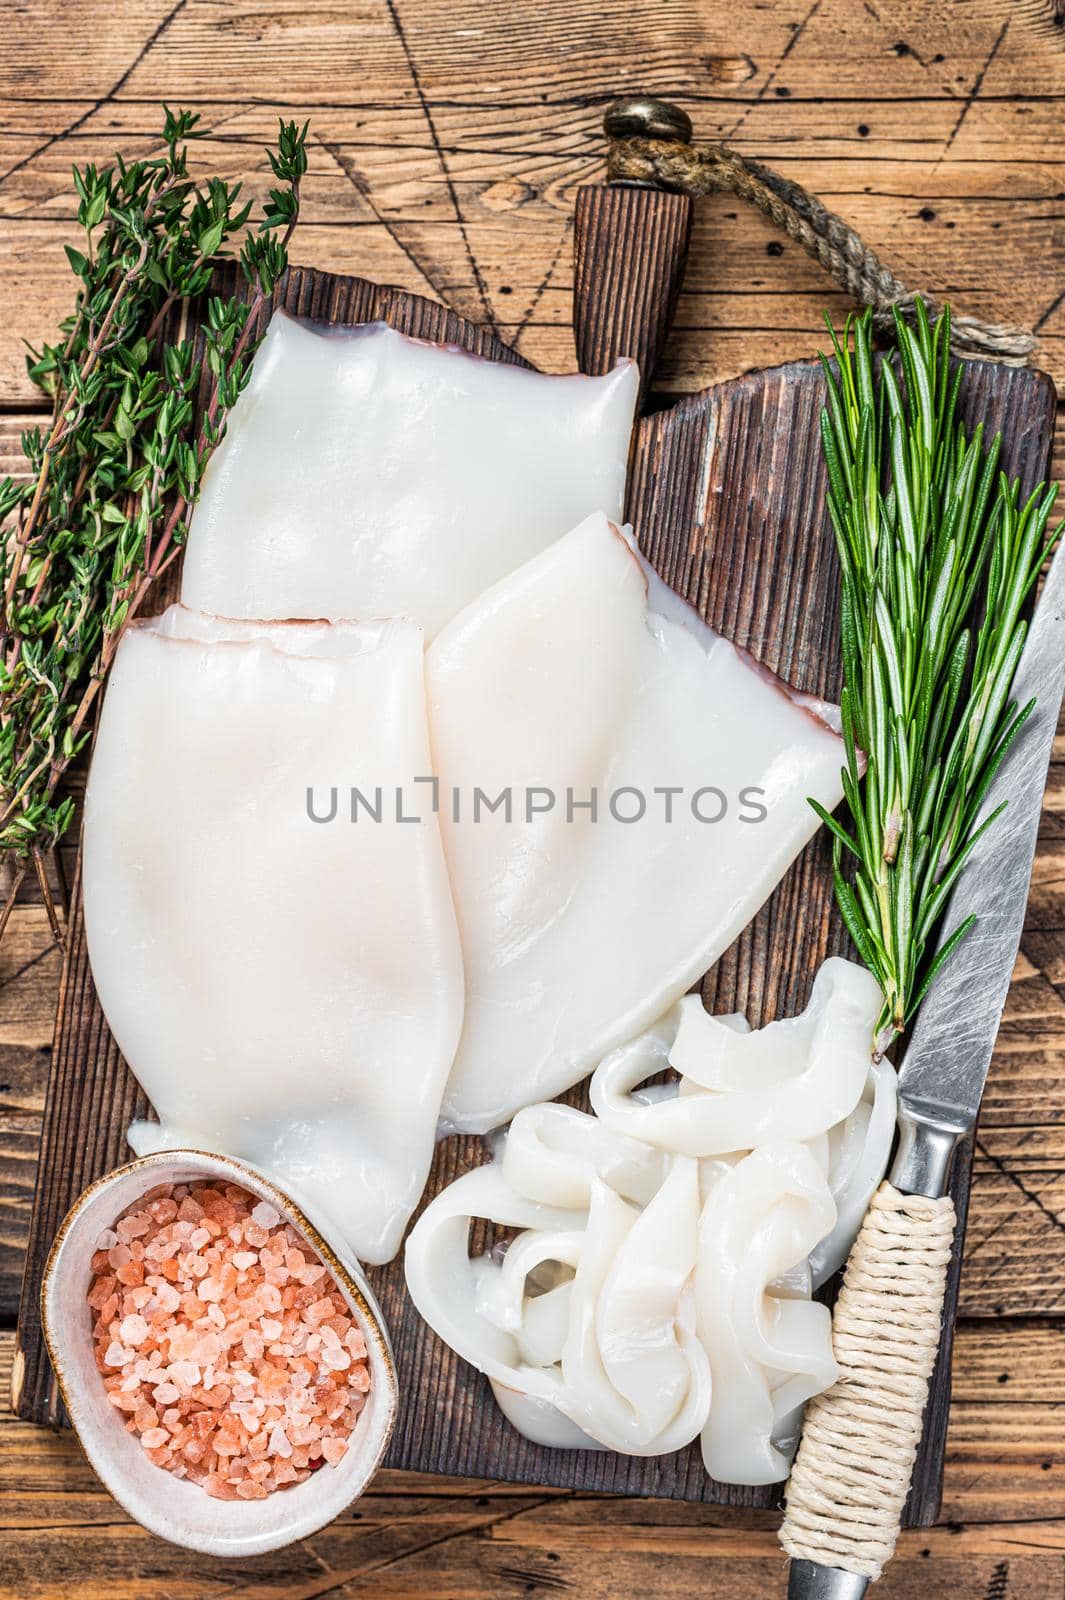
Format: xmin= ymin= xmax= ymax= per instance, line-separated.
xmin=891 ymin=536 xmax=1065 ymax=1199
xmin=785 ymin=539 xmax=1065 ymax=1600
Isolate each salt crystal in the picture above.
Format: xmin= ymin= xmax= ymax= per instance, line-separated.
xmin=117 ymin=1213 xmax=150 ymax=1242
xmin=268 ymin=1424 xmax=292 ymax=1459
xmin=166 ymin=1328 xmax=198 ymax=1362
xmin=237 ymin=1479 xmax=269 ymax=1500
xmin=259 ymin=1283 xmax=283 ymax=1313
xmin=88 ymin=1180 xmax=368 ymax=1501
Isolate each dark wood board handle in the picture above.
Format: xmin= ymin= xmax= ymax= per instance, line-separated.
xmin=573 ymin=183 xmax=692 ymax=406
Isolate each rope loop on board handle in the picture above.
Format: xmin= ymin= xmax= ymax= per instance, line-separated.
xmin=606 ymin=130 xmax=1035 ymax=365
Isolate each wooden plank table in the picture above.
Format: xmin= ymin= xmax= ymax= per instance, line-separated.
xmin=2 ymin=1 xmax=1064 ymax=1593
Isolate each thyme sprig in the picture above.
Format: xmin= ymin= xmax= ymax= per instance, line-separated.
xmin=0 ymin=109 xmax=308 ymax=940
xmin=811 ymin=304 xmax=1063 ymax=1057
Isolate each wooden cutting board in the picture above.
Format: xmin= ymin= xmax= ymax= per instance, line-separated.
xmin=13 ymin=262 xmax=1057 ymax=1531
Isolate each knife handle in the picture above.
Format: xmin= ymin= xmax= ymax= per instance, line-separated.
xmin=780 ymin=1181 xmax=956 ymax=1591
xmin=573 ymin=99 xmax=693 ymax=407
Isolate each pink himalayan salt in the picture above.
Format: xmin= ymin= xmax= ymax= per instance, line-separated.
xmin=88 ymin=1181 xmax=370 ymax=1499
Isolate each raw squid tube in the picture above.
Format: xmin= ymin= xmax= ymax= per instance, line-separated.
xmin=407 ymin=958 xmax=888 ymax=1474
xmin=490 ymin=1381 xmax=604 ymax=1451
xmin=807 ymin=1055 xmax=897 ymax=1287
xmin=404 ymin=1135 xmax=711 ymax=1454
xmin=82 ymin=606 xmax=463 ymax=1265
xmin=404 ymin=1163 xmax=582 ymax=1413
xmin=696 ymin=1141 xmax=838 ymax=1485
xmin=591 ymin=957 xmax=883 ymax=1154
xmin=431 ymin=512 xmax=848 ymax=1132
xmin=566 ymin=1163 xmax=710 ymax=1453
xmin=501 ymin=1102 xmax=670 ymax=1209
xmin=180 ymin=313 xmax=638 ymax=640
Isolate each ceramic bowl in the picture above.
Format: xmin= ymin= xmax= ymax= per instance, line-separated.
xmin=41 ymin=1148 xmax=398 ymax=1556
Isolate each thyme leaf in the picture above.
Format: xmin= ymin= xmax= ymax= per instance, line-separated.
xmin=0 ymin=109 xmax=309 ymax=941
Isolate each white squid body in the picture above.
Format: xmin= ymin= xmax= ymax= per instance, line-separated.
xmin=82 ymin=607 xmax=463 ymax=1265
xmin=696 ymin=1141 xmax=838 ymax=1485
xmin=179 ymin=313 xmax=638 ymax=641
xmin=430 ymin=511 xmax=849 ymax=1133
xmin=591 ymin=957 xmax=885 ymax=1155
xmin=404 ymin=957 xmax=895 ymax=1482
xmin=404 ymin=1106 xmax=712 ymax=1456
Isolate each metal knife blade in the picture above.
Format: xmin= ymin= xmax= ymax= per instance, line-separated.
xmin=892 ymin=539 xmax=1065 ymax=1198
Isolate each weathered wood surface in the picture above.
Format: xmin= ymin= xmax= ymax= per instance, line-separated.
xmin=2 ymin=1324 xmax=1064 ymax=1598
xmin=1 ymin=1 xmax=1064 ymax=406
xmin=8 ymin=264 xmax=1056 ymax=1536
xmin=2 ymin=0 xmax=1065 ymax=1593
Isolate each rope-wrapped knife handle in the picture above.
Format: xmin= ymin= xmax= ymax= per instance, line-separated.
xmin=781 ymin=1182 xmax=956 ymax=1591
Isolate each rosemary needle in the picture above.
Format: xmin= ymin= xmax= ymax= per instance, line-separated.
xmin=811 ymin=303 xmax=1063 ymax=1057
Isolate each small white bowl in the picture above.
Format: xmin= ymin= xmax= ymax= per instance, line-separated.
xmin=41 ymin=1148 xmax=398 ymax=1556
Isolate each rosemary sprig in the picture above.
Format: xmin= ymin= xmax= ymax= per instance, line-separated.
xmin=0 ymin=109 xmax=309 ymax=941
xmin=811 ymin=304 xmax=1063 ymax=1058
